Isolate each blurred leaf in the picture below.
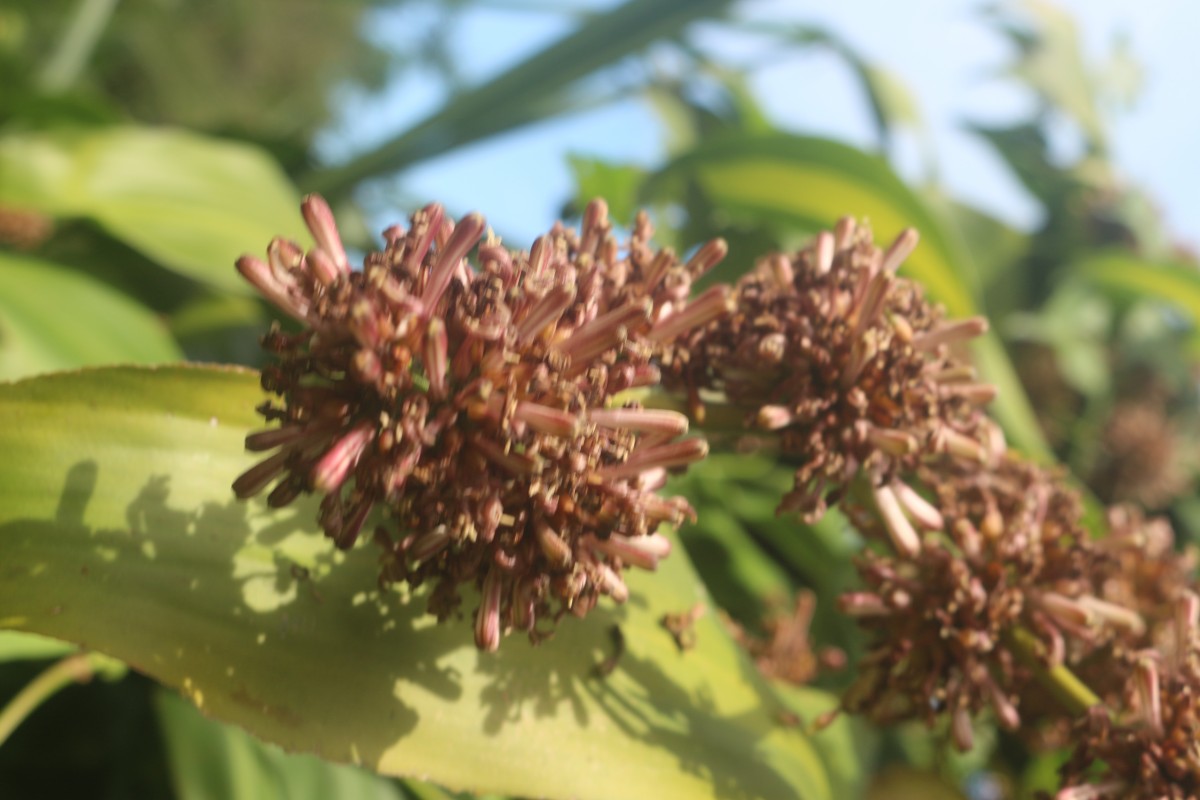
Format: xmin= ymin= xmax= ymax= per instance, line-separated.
xmin=156 ymin=689 xmax=404 ymax=800
xmin=674 ymin=503 xmax=794 ymax=630
xmin=0 ymin=251 xmax=182 ymax=380
xmin=968 ymin=123 xmax=1075 ymax=207
xmin=737 ymin=22 xmax=927 ymax=156
xmin=772 ymin=684 xmax=875 ymax=800
xmin=644 ymin=132 xmax=976 ymax=308
xmin=305 ymin=0 xmax=735 ymax=198
xmin=0 ymin=127 xmax=304 ymax=293
xmin=0 ymin=632 xmax=74 ymax=663
xmin=1096 ymin=33 xmax=1143 ymax=110
xmin=567 ymin=156 xmax=647 ymax=224
xmin=0 ymin=366 xmax=832 ymax=800
xmin=7 ymin=0 xmax=391 ymax=157
xmin=1006 ymin=281 xmax=1111 ymax=396
xmin=865 ymin=766 xmax=967 ymax=800
xmin=644 ymin=132 xmax=1051 ymax=459
xmin=169 ymin=293 xmax=268 ymax=367
xmin=984 ymin=0 xmax=1107 ymax=149
xmin=1072 ymin=251 xmax=1200 ymax=325
xmin=924 ymin=195 xmax=1031 ymax=320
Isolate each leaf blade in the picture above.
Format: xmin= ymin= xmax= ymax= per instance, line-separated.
xmin=0 ymin=365 xmax=829 ymax=800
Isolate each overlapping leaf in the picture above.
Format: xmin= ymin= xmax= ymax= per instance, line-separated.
xmin=0 ymin=128 xmax=303 ymax=292
xmin=0 ymin=251 xmax=182 ymax=381
xmin=0 ymin=366 xmax=830 ymax=800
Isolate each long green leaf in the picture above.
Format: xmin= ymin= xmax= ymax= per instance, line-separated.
xmin=156 ymin=690 xmax=404 ymax=800
xmin=0 ymin=366 xmax=829 ymax=800
xmin=0 ymin=128 xmax=303 ymax=292
xmin=0 ymin=251 xmax=182 ymax=380
xmin=303 ymin=0 xmax=733 ymax=198
xmin=0 ymin=632 xmax=74 ymax=663
xmin=643 ymin=132 xmax=1050 ymax=459
xmin=1072 ymin=251 xmax=1200 ymax=323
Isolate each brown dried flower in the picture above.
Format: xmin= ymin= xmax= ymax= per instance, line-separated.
xmin=666 ymin=218 xmax=997 ymax=521
xmin=736 ymin=590 xmax=845 ymax=686
xmin=1058 ymin=594 xmax=1200 ymax=799
xmin=838 ymin=455 xmax=1142 ymax=751
xmin=233 ymin=195 xmax=725 ymax=649
xmin=1089 ymin=398 xmax=1192 ymax=509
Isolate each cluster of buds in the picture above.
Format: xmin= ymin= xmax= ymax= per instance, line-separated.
xmin=233 ymin=196 xmax=729 ymax=649
xmin=666 ymin=218 xmax=996 ymax=521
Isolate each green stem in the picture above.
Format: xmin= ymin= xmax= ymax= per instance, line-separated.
xmin=1005 ymin=626 xmax=1102 ymax=716
xmin=0 ymin=652 xmax=102 ymax=747
xmin=37 ymin=0 xmax=121 ymax=92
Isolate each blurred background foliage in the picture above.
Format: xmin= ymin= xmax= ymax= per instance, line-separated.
xmin=1 ymin=0 xmax=1197 ymax=798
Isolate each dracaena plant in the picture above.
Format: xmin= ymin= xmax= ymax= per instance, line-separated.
xmin=3 ymin=185 xmax=1196 ymax=799
xmin=216 ymin=195 xmax=1200 ymax=798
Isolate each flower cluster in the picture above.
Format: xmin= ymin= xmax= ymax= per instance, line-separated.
xmin=1058 ymin=593 xmax=1200 ymax=800
xmin=233 ymin=195 xmax=727 ymax=649
xmin=666 ymin=218 xmax=997 ymax=521
xmin=836 ymin=454 xmax=1129 ymax=749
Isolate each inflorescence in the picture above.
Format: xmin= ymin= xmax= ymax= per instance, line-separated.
xmin=666 ymin=218 xmax=998 ymax=522
xmin=233 ymin=195 xmax=726 ymax=650
xmin=232 ymin=200 xmax=1200 ymax=797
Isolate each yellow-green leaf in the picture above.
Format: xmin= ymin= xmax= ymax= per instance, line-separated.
xmin=0 ymin=365 xmax=829 ymax=800
xmin=0 ymin=251 xmax=182 ymax=380
xmin=0 ymin=127 xmax=303 ymax=293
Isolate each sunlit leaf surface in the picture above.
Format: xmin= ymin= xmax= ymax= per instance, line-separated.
xmin=0 ymin=252 xmax=182 ymax=381
xmin=0 ymin=128 xmax=303 ymax=293
xmin=0 ymin=366 xmax=829 ymax=800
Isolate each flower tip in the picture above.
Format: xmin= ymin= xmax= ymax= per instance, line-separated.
xmin=881 ymin=227 xmax=919 ymax=273
xmin=685 ymin=238 xmax=729 ymax=279
xmin=300 ymin=194 xmax=349 ymax=273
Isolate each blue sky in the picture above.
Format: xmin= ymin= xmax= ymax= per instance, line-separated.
xmin=321 ymin=0 xmax=1199 ymax=253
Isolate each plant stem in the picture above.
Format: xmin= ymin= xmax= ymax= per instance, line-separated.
xmin=1005 ymin=626 xmax=1102 ymax=716
xmin=38 ymin=0 xmax=121 ymax=92
xmin=0 ymin=652 xmax=103 ymax=747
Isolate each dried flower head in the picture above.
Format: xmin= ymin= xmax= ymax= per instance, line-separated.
xmin=233 ymin=196 xmax=724 ymax=649
xmin=1058 ymin=594 xmax=1200 ymax=799
xmin=1058 ymin=506 xmax=1200 ymax=712
xmin=838 ymin=455 xmax=1141 ymax=751
xmin=735 ymin=590 xmax=846 ymax=686
xmin=666 ymin=219 xmax=997 ymax=520
xmin=1089 ymin=398 xmax=1192 ymax=509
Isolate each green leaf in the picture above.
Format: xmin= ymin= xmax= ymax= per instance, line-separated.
xmin=0 ymin=251 xmax=182 ymax=380
xmin=644 ymin=132 xmax=1050 ymax=459
xmin=303 ymin=0 xmax=735 ymax=198
xmin=771 ymin=684 xmax=875 ymax=800
xmin=0 ymin=127 xmax=303 ymax=292
xmin=156 ymin=690 xmax=404 ymax=800
xmin=0 ymin=632 xmax=74 ymax=663
xmin=923 ymin=195 xmax=1031 ymax=321
xmin=567 ymin=156 xmax=647 ymax=225
xmin=732 ymin=22 xmax=927 ymax=157
xmin=0 ymin=366 xmax=830 ymax=800
xmin=984 ymin=0 xmax=1108 ymax=150
xmin=1072 ymin=251 xmax=1200 ymax=325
